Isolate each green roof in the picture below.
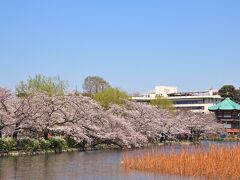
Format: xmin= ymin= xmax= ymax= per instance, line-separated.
xmin=208 ymin=98 xmax=240 ymax=111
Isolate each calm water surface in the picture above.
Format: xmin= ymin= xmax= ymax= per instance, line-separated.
xmin=0 ymin=141 xmax=237 ymax=180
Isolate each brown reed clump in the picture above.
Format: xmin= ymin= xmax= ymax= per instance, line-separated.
xmin=123 ymin=145 xmax=240 ymax=179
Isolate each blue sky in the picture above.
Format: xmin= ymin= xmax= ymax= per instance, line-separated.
xmin=0 ymin=0 xmax=239 ymax=93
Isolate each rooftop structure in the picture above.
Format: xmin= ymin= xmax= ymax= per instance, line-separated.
xmin=209 ymin=98 xmax=240 ymax=134
xmin=155 ymin=86 xmax=178 ymax=97
xmin=209 ymin=98 xmax=240 ymax=111
xmin=132 ymin=86 xmax=222 ymax=113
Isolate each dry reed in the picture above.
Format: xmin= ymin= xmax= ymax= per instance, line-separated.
xmin=123 ymin=145 xmax=240 ymax=179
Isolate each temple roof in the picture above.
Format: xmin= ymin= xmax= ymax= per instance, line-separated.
xmin=208 ymin=98 xmax=240 ymax=111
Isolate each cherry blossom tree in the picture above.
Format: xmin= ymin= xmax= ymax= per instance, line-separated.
xmin=0 ymin=86 xmax=225 ymax=148
xmin=173 ymin=110 xmax=224 ymax=141
xmin=108 ymin=101 xmax=173 ymax=142
xmin=108 ymin=101 xmax=224 ymax=142
xmin=53 ymin=94 xmax=146 ymax=148
xmin=28 ymin=92 xmax=67 ymax=139
xmin=11 ymin=93 xmax=46 ymax=139
xmin=0 ymin=87 xmax=15 ymax=137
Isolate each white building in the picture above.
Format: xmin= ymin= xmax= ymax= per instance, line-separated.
xmin=140 ymin=86 xmax=177 ymax=99
xmin=155 ymin=86 xmax=178 ymax=97
xmin=132 ymin=86 xmax=222 ymax=113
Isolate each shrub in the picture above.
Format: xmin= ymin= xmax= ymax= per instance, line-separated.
xmin=228 ymin=133 xmax=236 ymax=139
xmin=65 ymin=136 xmax=81 ymax=148
xmin=39 ymin=139 xmax=51 ymax=151
xmin=150 ymin=97 xmax=175 ymax=111
xmin=65 ymin=137 xmax=78 ymax=148
xmin=94 ymin=88 xmax=129 ymax=109
xmin=17 ymin=138 xmax=40 ymax=152
xmin=49 ymin=136 xmax=67 ymax=152
xmin=0 ymin=137 xmax=16 ymax=153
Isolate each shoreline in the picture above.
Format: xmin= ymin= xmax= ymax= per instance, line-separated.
xmin=3 ymin=139 xmax=239 ymax=157
xmin=0 ymin=148 xmax=79 ymax=157
xmin=0 ymin=141 xmax=197 ymax=157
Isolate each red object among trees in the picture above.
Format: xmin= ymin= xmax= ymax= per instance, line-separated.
xmin=47 ymin=133 xmax=52 ymax=139
xmin=226 ymin=129 xmax=240 ymax=133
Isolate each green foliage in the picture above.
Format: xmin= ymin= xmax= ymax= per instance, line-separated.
xmin=39 ymin=139 xmax=51 ymax=150
xmin=150 ymin=96 xmax=175 ymax=111
xmin=49 ymin=136 xmax=67 ymax=153
xmin=228 ymin=133 xmax=236 ymax=139
xmin=0 ymin=137 xmax=82 ymax=154
xmin=65 ymin=136 xmax=82 ymax=148
xmin=0 ymin=138 xmax=16 ymax=153
xmin=81 ymin=92 xmax=93 ymax=98
xmin=93 ymin=88 xmax=129 ymax=109
xmin=17 ymin=138 xmax=40 ymax=152
xmin=16 ymin=74 xmax=68 ymax=97
xmin=218 ymin=85 xmax=240 ymax=103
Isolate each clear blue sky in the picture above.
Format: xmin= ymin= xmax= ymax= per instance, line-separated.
xmin=0 ymin=0 xmax=239 ymax=93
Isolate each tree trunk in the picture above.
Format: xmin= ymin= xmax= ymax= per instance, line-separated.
xmin=44 ymin=129 xmax=49 ymax=140
xmin=12 ymin=131 xmax=17 ymax=140
xmin=12 ymin=123 xmax=19 ymax=140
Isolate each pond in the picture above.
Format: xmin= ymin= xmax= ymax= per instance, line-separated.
xmin=0 ymin=141 xmax=237 ymax=180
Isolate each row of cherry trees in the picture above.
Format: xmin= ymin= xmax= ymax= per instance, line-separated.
xmin=0 ymin=87 xmax=224 ymax=148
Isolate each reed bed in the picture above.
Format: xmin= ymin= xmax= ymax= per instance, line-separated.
xmin=123 ymin=145 xmax=240 ymax=179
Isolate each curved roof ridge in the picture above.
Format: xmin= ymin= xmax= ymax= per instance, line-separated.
xmin=209 ymin=98 xmax=240 ymax=111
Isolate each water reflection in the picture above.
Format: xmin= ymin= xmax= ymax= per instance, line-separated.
xmin=0 ymin=141 xmax=237 ymax=180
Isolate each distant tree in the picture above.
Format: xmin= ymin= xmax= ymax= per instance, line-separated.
xmin=82 ymin=76 xmax=110 ymax=94
xmin=93 ymin=88 xmax=129 ymax=109
xmin=218 ymin=85 xmax=240 ymax=102
xmin=16 ymin=74 xmax=68 ymax=97
xmin=235 ymin=89 xmax=240 ymax=103
xmin=150 ymin=97 xmax=175 ymax=111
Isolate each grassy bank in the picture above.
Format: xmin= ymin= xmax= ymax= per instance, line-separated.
xmin=0 ymin=136 xmax=83 ymax=156
xmin=123 ymin=145 xmax=240 ymax=179
xmin=202 ymin=133 xmax=240 ymax=142
xmin=0 ymin=136 xmax=200 ymax=157
xmin=0 ymin=136 xmax=126 ymax=157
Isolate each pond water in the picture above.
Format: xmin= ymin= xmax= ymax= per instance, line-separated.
xmin=0 ymin=141 xmax=237 ymax=180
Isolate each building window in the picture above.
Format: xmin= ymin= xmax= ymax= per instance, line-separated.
xmin=191 ymin=106 xmax=204 ymax=110
xmin=173 ymin=100 xmax=204 ymax=105
xmin=223 ymin=112 xmax=232 ymax=118
xmin=176 ymin=106 xmax=204 ymax=110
